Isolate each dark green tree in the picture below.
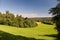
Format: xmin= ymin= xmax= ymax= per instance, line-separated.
xmin=49 ymin=3 xmax=60 ymax=40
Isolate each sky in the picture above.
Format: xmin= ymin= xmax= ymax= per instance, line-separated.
xmin=0 ymin=0 xmax=58 ymax=18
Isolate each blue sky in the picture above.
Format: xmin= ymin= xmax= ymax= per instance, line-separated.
xmin=0 ymin=0 xmax=57 ymax=17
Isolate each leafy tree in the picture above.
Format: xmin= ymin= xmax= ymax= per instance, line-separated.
xmin=0 ymin=11 xmax=37 ymax=28
xmin=49 ymin=3 xmax=60 ymax=40
xmin=15 ymin=15 xmax=24 ymax=27
xmin=0 ymin=12 xmax=4 ymax=24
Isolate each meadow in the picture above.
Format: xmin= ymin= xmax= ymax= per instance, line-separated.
xmin=0 ymin=22 xmax=57 ymax=40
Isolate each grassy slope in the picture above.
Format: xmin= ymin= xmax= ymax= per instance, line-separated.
xmin=0 ymin=22 xmax=57 ymax=40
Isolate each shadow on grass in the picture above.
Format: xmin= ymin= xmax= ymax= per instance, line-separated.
xmin=38 ymin=34 xmax=57 ymax=40
xmin=44 ymin=34 xmax=58 ymax=40
xmin=0 ymin=31 xmax=45 ymax=40
xmin=44 ymin=34 xmax=60 ymax=40
xmin=44 ymin=34 xmax=57 ymax=38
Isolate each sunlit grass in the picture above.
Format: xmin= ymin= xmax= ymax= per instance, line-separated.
xmin=0 ymin=22 xmax=57 ymax=40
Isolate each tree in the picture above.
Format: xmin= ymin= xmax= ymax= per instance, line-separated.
xmin=49 ymin=3 xmax=60 ymax=40
xmin=0 ymin=12 xmax=4 ymax=24
xmin=0 ymin=11 xmax=37 ymax=28
xmin=15 ymin=15 xmax=24 ymax=27
xmin=24 ymin=18 xmax=37 ymax=28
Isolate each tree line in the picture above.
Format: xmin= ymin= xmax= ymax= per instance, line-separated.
xmin=30 ymin=17 xmax=53 ymax=25
xmin=0 ymin=11 xmax=37 ymax=28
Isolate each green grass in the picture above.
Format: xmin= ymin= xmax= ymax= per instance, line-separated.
xmin=0 ymin=22 xmax=57 ymax=40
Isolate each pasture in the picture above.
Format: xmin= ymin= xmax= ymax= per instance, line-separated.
xmin=0 ymin=22 xmax=57 ymax=40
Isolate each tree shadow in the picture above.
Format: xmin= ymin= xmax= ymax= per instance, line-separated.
xmin=56 ymin=32 xmax=60 ymax=40
xmin=43 ymin=34 xmax=59 ymax=40
xmin=38 ymin=34 xmax=57 ymax=40
xmin=0 ymin=31 xmax=45 ymax=40
xmin=44 ymin=34 xmax=57 ymax=38
xmin=44 ymin=34 xmax=60 ymax=40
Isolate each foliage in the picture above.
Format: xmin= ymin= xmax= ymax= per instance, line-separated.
xmin=49 ymin=3 xmax=60 ymax=40
xmin=49 ymin=3 xmax=60 ymax=30
xmin=0 ymin=11 xmax=37 ymax=28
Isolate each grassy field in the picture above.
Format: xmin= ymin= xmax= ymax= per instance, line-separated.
xmin=0 ymin=22 xmax=57 ymax=40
